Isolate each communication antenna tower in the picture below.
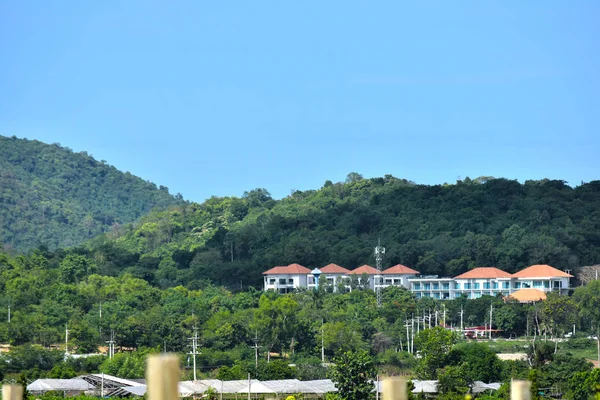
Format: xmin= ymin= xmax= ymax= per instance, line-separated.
xmin=188 ymin=325 xmax=200 ymax=381
xmin=374 ymin=239 xmax=385 ymax=307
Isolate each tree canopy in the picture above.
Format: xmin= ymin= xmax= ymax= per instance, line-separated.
xmin=0 ymin=135 xmax=182 ymax=251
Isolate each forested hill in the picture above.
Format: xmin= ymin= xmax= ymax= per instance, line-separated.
xmin=81 ymin=174 xmax=600 ymax=289
xmin=0 ymin=135 xmax=183 ymax=251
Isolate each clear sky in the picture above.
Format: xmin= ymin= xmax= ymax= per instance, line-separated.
xmin=1 ymin=1 xmax=598 ymax=202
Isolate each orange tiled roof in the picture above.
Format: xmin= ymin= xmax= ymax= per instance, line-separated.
xmin=321 ymin=263 xmax=351 ymax=274
xmin=382 ymin=264 xmax=420 ymax=275
xmin=350 ymin=265 xmax=380 ymax=275
xmin=512 ymin=264 xmax=573 ymax=278
xmin=454 ymin=267 xmax=512 ymax=279
xmin=263 ymin=263 xmax=311 ymax=275
xmin=508 ymin=288 xmax=547 ymax=303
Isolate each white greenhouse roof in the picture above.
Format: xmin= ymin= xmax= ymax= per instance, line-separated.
xmin=28 ymin=379 xmax=95 ymax=392
xmin=472 ymin=381 xmax=501 ymax=394
xmin=237 ymin=381 xmax=276 ymax=394
xmin=412 ymin=380 xmax=438 ymax=394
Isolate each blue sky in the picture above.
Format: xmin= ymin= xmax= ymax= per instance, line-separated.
xmin=1 ymin=1 xmax=598 ymax=202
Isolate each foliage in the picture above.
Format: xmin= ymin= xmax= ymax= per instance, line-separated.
xmin=436 ymin=363 xmax=471 ymax=395
xmin=447 ymin=342 xmax=504 ymax=383
xmin=5 ymin=172 xmax=594 ymax=290
xmin=414 ymin=326 xmax=458 ymax=379
xmin=0 ymin=135 xmax=182 ymax=251
xmin=329 ymin=349 xmax=376 ymax=400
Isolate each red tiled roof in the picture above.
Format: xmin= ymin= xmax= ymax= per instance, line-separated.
xmin=321 ymin=263 xmax=351 ymax=274
xmin=350 ymin=265 xmax=380 ymax=275
xmin=508 ymin=288 xmax=547 ymax=303
xmin=382 ymin=264 xmax=419 ymax=275
xmin=512 ymin=264 xmax=573 ymax=278
xmin=454 ymin=267 xmax=512 ymax=279
xmin=263 ymin=263 xmax=311 ymax=275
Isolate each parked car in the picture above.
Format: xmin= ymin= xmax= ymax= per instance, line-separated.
xmin=587 ymin=335 xmax=598 ymax=340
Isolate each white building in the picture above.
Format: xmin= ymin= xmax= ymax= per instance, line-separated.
xmin=453 ymin=267 xmax=514 ymax=299
xmin=349 ymin=265 xmax=380 ymax=290
xmin=511 ymin=264 xmax=572 ymax=295
xmin=381 ymin=264 xmax=420 ymax=289
xmin=262 ymin=262 xmax=572 ymax=299
xmin=263 ymin=263 xmax=311 ymax=293
xmin=312 ymin=263 xmax=351 ymax=290
xmin=409 ymin=276 xmax=454 ymax=300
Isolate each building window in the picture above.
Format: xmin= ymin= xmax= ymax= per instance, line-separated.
xmin=308 ymin=277 xmax=314 ymax=284
xmin=483 ymin=282 xmax=490 ymax=289
xmin=492 ymin=282 xmax=498 ymax=289
xmin=443 ymin=283 xmax=450 ymax=290
xmin=533 ymin=281 xmax=542 ymax=288
xmin=385 ymin=279 xmax=392 ymax=284
xmin=413 ymin=283 xmax=421 ymax=290
xmin=455 ymin=283 xmax=460 ymax=289
xmin=424 ymin=283 xmax=431 ymax=290
xmin=269 ymin=279 xmax=276 ymax=285
xmin=514 ymin=282 xmax=521 ymax=289
xmin=464 ymin=283 xmax=471 ymax=290
xmin=473 ymin=283 xmax=480 ymax=289
xmin=553 ymin=281 xmax=561 ymax=288
xmin=522 ymin=282 xmax=531 ymax=288
xmin=544 ymin=281 xmax=550 ymax=288
xmin=433 ymin=293 xmax=440 ymax=299
xmin=503 ymin=282 xmax=510 ymax=289
xmin=433 ymin=283 xmax=439 ymax=290
xmin=288 ymin=278 xmax=294 ymax=284
xmin=279 ymin=278 xmax=286 ymax=285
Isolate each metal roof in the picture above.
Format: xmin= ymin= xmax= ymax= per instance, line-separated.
xmin=27 ymin=379 xmax=95 ymax=393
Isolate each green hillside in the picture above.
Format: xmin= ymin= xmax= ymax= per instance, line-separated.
xmin=0 ymin=135 xmax=183 ymax=251
xmin=79 ymin=174 xmax=600 ymax=289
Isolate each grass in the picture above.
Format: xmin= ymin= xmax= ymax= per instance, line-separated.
xmin=475 ymin=337 xmax=599 ymax=361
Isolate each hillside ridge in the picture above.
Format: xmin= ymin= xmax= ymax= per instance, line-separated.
xmin=0 ymin=135 xmax=183 ymax=251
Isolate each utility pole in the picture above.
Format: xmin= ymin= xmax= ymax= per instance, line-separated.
xmin=411 ymin=316 xmax=415 ymax=354
xmin=99 ymin=302 xmax=102 ymax=333
xmin=374 ymin=239 xmax=385 ymax=307
xmin=7 ymin=299 xmax=10 ymax=323
xmin=250 ymin=331 xmax=260 ymax=368
xmin=442 ymin=304 xmax=446 ymax=327
xmin=106 ymin=330 xmax=116 ymax=359
xmin=404 ymin=319 xmax=410 ymax=354
xmin=435 ymin=310 xmax=438 ymax=327
xmin=321 ymin=320 xmax=325 ymax=363
xmin=65 ymin=323 xmax=69 ymax=356
xmin=460 ymin=305 xmax=464 ymax=333
xmin=188 ymin=325 xmax=200 ymax=381
xmin=489 ymin=303 xmax=493 ymax=340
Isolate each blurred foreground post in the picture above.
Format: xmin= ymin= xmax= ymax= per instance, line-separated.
xmin=382 ymin=377 xmax=407 ymax=400
xmin=2 ymin=385 xmax=23 ymax=400
xmin=147 ymin=354 xmax=180 ymax=400
xmin=511 ymin=380 xmax=531 ymax=400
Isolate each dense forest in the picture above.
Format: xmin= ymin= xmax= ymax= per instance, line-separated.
xmin=72 ymin=174 xmax=600 ymax=289
xmin=0 ymin=135 xmax=183 ymax=251
xmin=1 ymin=154 xmax=600 ymax=397
xmin=0 ymin=247 xmax=599 ymax=399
